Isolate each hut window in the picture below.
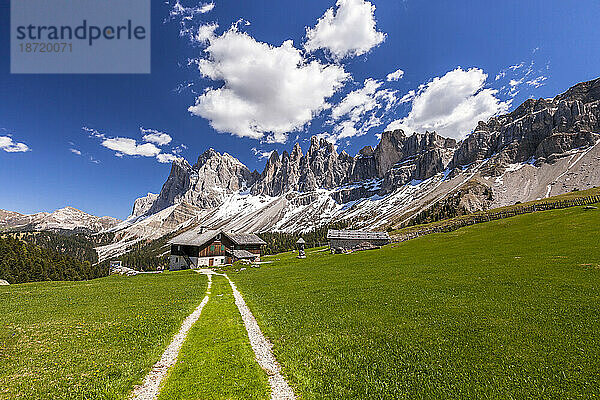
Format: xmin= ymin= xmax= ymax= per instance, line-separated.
xmin=221 ymin=245 xmax=225 ymax=251
xmin=210 ymin=245 xmax=215 ymax=252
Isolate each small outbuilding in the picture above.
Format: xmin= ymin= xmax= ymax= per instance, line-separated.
xmin=327 ymin=229 xmax=391 ymax=253
xmin=168 ymin=227 xmax=266 ymax=270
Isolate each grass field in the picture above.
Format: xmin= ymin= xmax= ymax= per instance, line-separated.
xmin=0 ymin=271 xmax=207 ymax=400
xmin=158 ymin=274 xmax=270 ymax=400
xmin=234 ymin=204 xmax=600 ymax=399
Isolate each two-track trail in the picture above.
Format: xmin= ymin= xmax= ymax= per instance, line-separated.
xmin=130 ymin=269 xmax=296 ymax=400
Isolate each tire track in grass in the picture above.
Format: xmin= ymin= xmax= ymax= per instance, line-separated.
xmin=130 ymin=274 xmax=212 ymax=400
xmin=157 ymin=274 xmax=270 ymax=400
xmin=226 ymin=275 xmax=296 ymax=400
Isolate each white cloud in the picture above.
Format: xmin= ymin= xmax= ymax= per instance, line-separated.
xmin=188 ymin=26 xmax=349 ymax=143
xmin=509 ymin=62 xmax=524 ymax=71
xmin=527 ymin=76 xmax=547 ymax=88
xmin=140 ymin=128 xmax=172 ymax=146
xmin=169 ymin=0 xmax=214 ymax=20
xmin=386 ymin=67 xmax=511 ymax=140
xmin=102 ymin=137 xmax=161 ymax=157
xmin=495 ymin=59 xmax=549 ymax=98
xmin=82 ymin=126 xmax=105 ymax=139
xmin=156 ymin=153 xmax=182 ymax=163
xmin=69 ymin=148 xmax=82 ymax=155
xmin=332 ymin=79 xmax=391 ymax=121
xmin=85 ymin=127 xmax=182 ymax=164
xmin=329 ymin=78 xmax=397 ymax=140
xmin=398 ymin=90 xmax=415 ymax=104
xmin=304 ymin=0 xmax=386 ymax=59
xmin=509 ymin=78 xmax=523 ymax=87
xmin=195 ymin=22 xmax=219 ymax=44
xmin=251 ymin=147 xmax=274 ymax=160
xmin=0 ymin=136 xmax=30 ymax=153
xmin=386 ymin=69 xmax=405 ymax=81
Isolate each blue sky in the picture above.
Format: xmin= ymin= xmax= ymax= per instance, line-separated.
xmin=1 ymin=0 xmax=599 ymax=219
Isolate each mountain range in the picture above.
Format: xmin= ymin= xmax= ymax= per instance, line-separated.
xmin=2 ymin=77 xmax=600 ymax=260
xmin=0 ymin=207 xmax=120 ymax=233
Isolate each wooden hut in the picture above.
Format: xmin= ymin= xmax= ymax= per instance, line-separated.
xmin=168 ymin=227 xmax=266 ymax=270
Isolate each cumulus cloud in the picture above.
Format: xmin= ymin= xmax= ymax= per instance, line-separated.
xmin=188 ymin=26 xmax=349 ymax=143
xmin=0 ymin=136 xmax=30 ymax=153
xmin=69 ymin=148 xmax=82 ymax=155
xmin=329 ymin=78 xmax=397 ymax=140
xmin=386 ymin=67 xmax=510 ymax=140
xmin=304 ymin=0 xmax=385 ymax=60
xmin=84 ymin=127 xmax=183 ymax=164
xmin=102 ymin=137 xmax=161 ymax=157
xmin=156 ymin=153 xmax=182 ymax=163
xmin=140 ymin=127 xmax=172 ymax=146
xmin=386 ymin=69 xmax=405 ymax=81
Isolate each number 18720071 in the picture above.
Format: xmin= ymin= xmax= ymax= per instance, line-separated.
xmin=19 ymin=43 xmax=72 ymax=53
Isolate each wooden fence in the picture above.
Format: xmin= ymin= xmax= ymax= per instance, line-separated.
xmin=392 ymin=194 xmax=600 ymax=243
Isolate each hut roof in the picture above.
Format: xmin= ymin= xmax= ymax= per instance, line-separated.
xmin=228 ymin=249 xmax=259 ymax=259
xmin=326 ymin=229 xmax=390 ymax=240
xmin=168 ymin=228 xmax=219 ymax=247
xmin=296 ymin=238 xmax=306 ymax=244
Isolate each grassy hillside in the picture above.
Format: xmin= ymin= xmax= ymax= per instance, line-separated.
xmin=234 ymin=203 xmax=600 ymax=399
xmin=0 ymin=271 xmax=206 ymax=400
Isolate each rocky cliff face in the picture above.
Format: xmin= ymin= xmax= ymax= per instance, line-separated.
xmin=451 ymin=77 xmax=600 ymax=170
xmin=131 ymin=193 xmax=158 ymax=218
xmin=147 ymin=149 xmax=257 ymax=215
xmin=375 ymin=130 xmax=457 ymax=193
xmin=250 ymin=131 xmax=457 ymax=199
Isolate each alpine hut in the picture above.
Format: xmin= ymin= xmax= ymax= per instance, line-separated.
xmin=168 ymin=227 xmax=266 ymax=270
xmin=327 ymin=229 xmax=391 ymax=253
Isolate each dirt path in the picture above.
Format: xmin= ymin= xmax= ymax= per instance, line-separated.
xmin=130 ymin=274 xmax=212 ymax=400
xmin=130 ymin=269 xmax=295 ymax=400
xmin=226 ymin=276 xmax=296 ymax=400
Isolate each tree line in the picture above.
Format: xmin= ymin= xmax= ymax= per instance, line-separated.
xmin=0 ymin=236 xmax=108 ymax=284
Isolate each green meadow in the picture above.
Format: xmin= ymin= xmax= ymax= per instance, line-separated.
xmin=0 ymin=271 xmax=206 ymax=400
xmin=234 ymin=204 xmax=600 ymax=399
xmin=158 ymin=274 xmax=270 ymax=400
xmin=1 ymin=201 xmax=599 ymax=399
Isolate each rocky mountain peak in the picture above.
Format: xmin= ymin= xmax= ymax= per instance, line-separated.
xmin=358 ymin=146 xmax=375 ymax=157
xmin=148 ymin=148 xmax=256 ymax=215
xmin=555 ymin=76 xmax=600 ymax=103
xmin=131 ymin=193 xmax=159 ymax=218
xmin=0 ymin=207 xmax=120 ymax=233
xmin=451 ymin=76 xmax=600 ymax=170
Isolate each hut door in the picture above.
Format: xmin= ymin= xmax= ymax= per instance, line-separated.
xmin=209 ymin=258 xmax=214 ymax=266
